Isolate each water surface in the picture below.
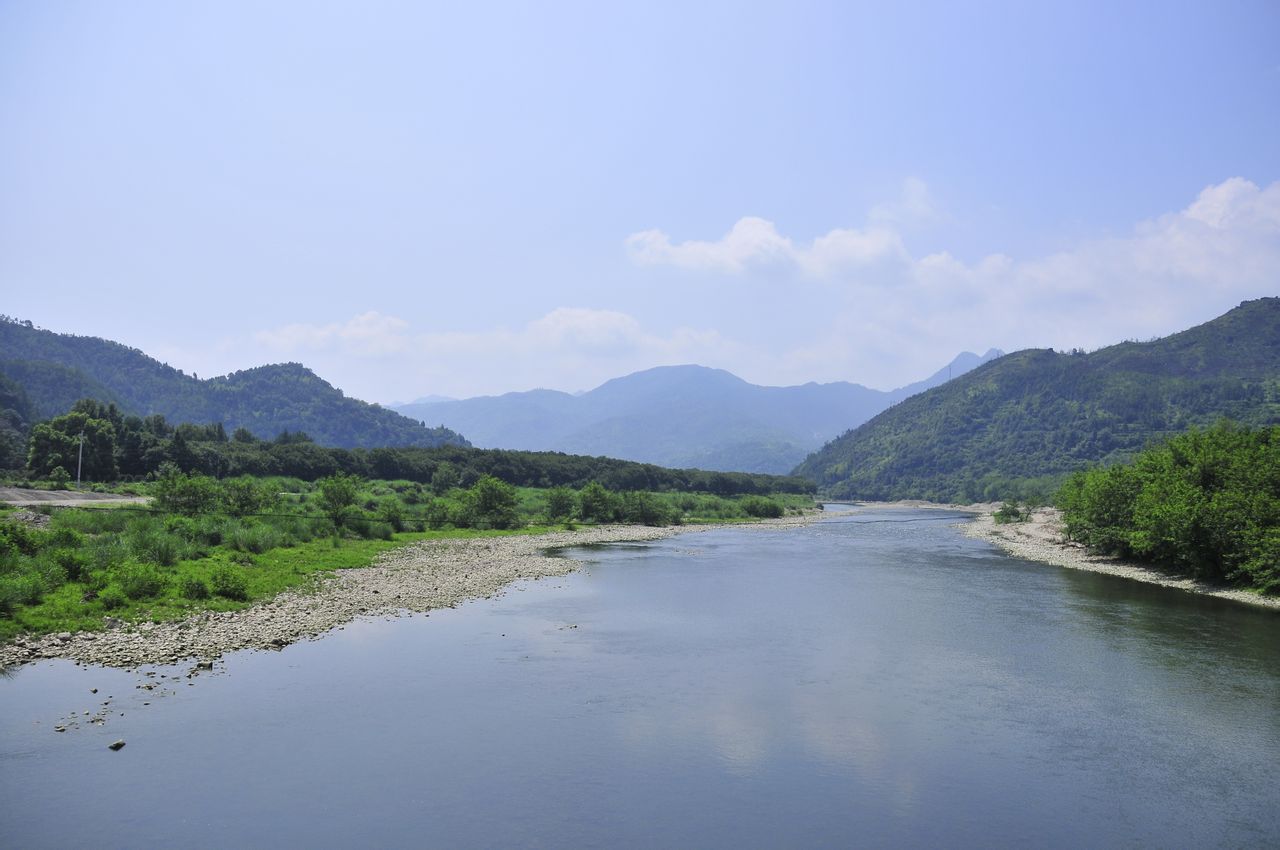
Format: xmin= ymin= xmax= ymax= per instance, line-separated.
xmin=3 ymin=510 xmax=1278 ymax=847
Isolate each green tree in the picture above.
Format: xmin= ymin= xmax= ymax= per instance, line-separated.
xmin=27 ymin=410 xmax=118 ymax=482
xmin=544 ymin=486 xmax=575 ymax=521
xmin=152 ymin=464 xmax=220 ymax=515
xmin=317 ymin=472 xmax=362 ymax=531
xmin=577 ymin=481 xmax=617 ymax=523
xmin=431 ymin=461 xmax=460 ymax=496
xmin=461 ymin=475 xmax=519 ymax=529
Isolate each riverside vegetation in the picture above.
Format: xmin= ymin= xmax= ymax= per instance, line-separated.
xmin=1056 ymin=422 xmax=1279 ymax=594
xmin=0 ymin=466 xmax=810 ymax=643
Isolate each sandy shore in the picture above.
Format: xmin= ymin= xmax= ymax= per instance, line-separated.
xmin=0 ymin=515 xmax=818 ymax=670
xmin=962 ymin=506 xmax=1280 ymax=611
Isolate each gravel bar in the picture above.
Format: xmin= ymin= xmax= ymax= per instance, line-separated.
xmin=1 ymin=516 xmax=819 ymax=670
xmin=962 ymin=507 xmax=1280 ymax=611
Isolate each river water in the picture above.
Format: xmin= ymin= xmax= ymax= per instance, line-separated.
xmin=2 ymin=508 xmax=1278 ymax=848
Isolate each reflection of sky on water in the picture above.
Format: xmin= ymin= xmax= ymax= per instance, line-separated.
xmin=2 ymin=511 xmax=1278 ymax=848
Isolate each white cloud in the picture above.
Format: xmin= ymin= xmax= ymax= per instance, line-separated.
xmin=626 ymin=216 xmax=906 ymax=277
xmin=249 ymin=307 xmax=739 ymax=400
xmin=255 ymin=311 xmax=412 ymax=356
xmin=239 ymin=178 xmax=1278 ymax=402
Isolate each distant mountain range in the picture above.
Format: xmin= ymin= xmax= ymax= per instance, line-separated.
xmin=0 ymin=317 xmax=469 ymax=452
xmin=394 ymin=350 xmax=1003 ymax=474
xmin=795 ymin=297 xmax=1280 ymax=502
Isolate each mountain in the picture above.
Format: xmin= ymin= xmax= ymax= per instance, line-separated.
xmin=0 ymin=317 xmax=469 ymax=450
xmin=794 ymin=298 xmax=1280 ymax=502
xmin=394 ymin=351 xmax=1002 ymax=474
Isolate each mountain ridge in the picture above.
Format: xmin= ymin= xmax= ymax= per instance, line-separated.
xmin=794 ymin=298 xmax=1280 ymax=502
xmin=0 ymin=317 xmax=469 ymax=451
xmin=395 ymin=351 xmax=1003 ymax=473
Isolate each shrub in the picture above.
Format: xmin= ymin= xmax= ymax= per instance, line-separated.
xmin=220 ymin=477 xmax=279 ymax=517
xmin=152 ymin=465 xmax=220 ymax=516
xmin=98 ymin=585 xmax=127 ymax=611
xmin=544 ymin=487 xmax=575 ymax=522
xmin=51 ymin=547 xmax=89 ymax=582
xmin=116 ymin=561 xmax=167 ymax=600
xmin=317 ymin=473 xmax=362 ymax=531
xmin=375 ymin=499 xmax=405 ymax=532
xmin=993 ymin=501 xmax=1026 ymax=524
xmin=210 ymin=565 xmax=249 ymax=601
xmin=178 ymin=573 xmax=210 ymax=600
xmin=229 ymin=523 xmax=282 ymax=555
xmin=129 ymin=529 xmax=184 ymax=566
xmin=740 ymin=496 xmax=784 ymax=519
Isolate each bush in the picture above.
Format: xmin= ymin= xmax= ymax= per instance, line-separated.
xmin=152 ymin=465 xmax=220 ymax=515
xmin=221 ymin=477 xmax=279 ymax=517
xmin=116 ymin=561 xmax=167 ymax=600
xmin=544 ymin=487 xmax=575 ymax=521
xmin=993 ymin=501 xmax=1026 ymax=524
xmin=317 ymin=473 xmax=362 ymax=531
xmin=51 ymin=547 xmax=89 ymax=582
xmin=210 ymin=565 xmax=249 ymax=601
xmin=229 ymin=522 xmax=282 ymax=554
xmin=740 ymin=496 xmax=784 ymax=519
xmin=98 ymin=585 xmax=127 ymax=611
xmin=0 ymin=572 xmax=45 ymax=614
xmin=375 ymin=499 xmax=405 ymax=532
xmin=178 ymin=573 xmax=210 ymax=600
xmin=129 ymin=528 xmax=184 ymax=566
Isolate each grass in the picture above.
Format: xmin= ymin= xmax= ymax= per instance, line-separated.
xmin=1 ymin=472 xmax=817 ymax=644
xmin=0 ymin=524 xmax=561 ymax=642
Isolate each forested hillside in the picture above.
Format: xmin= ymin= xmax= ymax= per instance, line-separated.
xmin=396 ymin=352 xmax=1001 ymax=474
xmin=0 ymin=317 xmax=468 ymax=450
xmin=25 ymin=399 xmax=814 ymax=495
xmin=795 ymin=298 xmax=1280 ymax=502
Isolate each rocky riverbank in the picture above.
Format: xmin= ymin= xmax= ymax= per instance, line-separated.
xmin=0 ymin=515 xmax=818 ymax=670
xmin=962 ymin=507 xmax=1280 ymax=611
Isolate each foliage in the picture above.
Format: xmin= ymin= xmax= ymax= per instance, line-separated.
xmin=220 ymin=476 xmax=279 ymax=517
xmin=152 ymin=465 xmax=220 ymax=515
xmin=543 ymin=486 xmax=575 ymax=521
xmin=317 ymin=473 xmax=361 ymax=531
xmin=797 ymin=297 xmax=1280 ymax=502
xmin=1056 ymin=422 xmax=1280 ymax=592
xmin=993 ymin=501 xmax=1028 ymax=524
xmin=210 ymin=565 xmax=249 ymax=601
xmin=740 ymin=496 xmax=785 ymax=518
xmin=456 ymin=475 xmax=520 ymax=529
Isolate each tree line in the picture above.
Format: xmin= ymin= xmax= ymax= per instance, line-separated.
xmin=1057 ymin=422 xmax=1279 ymax=593
xmin=21 ymin=399 xmax=815 ymax=496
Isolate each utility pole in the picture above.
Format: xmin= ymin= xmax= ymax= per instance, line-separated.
xmin=76 ymin=431 xmax=85 ymax=489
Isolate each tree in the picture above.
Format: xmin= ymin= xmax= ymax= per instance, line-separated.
xmin=27 ymin=410 xmax=118 ymax=482
xmin=152 ymin=464 xmax=220 ymax=515
xmin=431 ymin=461 xmax=459 ymax=496
xmin=317 ymin=472 xmax=362 ymax=531
xmin=578 ymin=481 xmax=617 ymax=523
xmin=460 ymin=475 xmax=519 ymax=529
xmin=544 ymin=486 xmax=575 ymax=521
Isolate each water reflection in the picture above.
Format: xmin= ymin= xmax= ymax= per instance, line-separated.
xmin=1 ymin=510 xmax=1277 ymax=848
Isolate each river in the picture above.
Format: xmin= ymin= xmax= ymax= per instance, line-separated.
xmin=2 ymin=508 xmax=1278 ymax=847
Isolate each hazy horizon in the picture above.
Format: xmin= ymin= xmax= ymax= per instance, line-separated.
xmin=3 ymin=2 xmax=1277 ymax=404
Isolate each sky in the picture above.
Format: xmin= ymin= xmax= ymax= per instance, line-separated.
xmin=2 ymin=1 xmax=1278 ymax=404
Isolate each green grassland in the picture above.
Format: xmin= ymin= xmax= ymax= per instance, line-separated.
xmin=0 ymin=472 xmax=813 ymax=642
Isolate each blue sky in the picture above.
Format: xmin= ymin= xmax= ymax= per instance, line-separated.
xmin=2 ymin=1 xmax=1278 ymax=402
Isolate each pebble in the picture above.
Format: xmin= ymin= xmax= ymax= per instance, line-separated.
xmin=0 ymin=517 xmax=821 ymax=670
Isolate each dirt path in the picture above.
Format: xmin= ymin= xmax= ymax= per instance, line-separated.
xmin=0 ymin=487 xmax=149 ymax=507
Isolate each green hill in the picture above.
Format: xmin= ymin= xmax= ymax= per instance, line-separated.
xmin=0 ymin=317 xmax=469 ymax=451
xmin=794 ymin=298 xmax=1280 ymax=502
